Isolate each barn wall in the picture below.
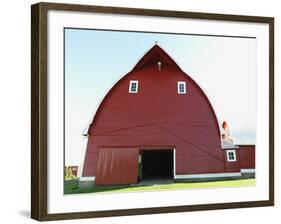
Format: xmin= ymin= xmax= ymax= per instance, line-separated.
xmin=223 ymin=149 xmax=241 ymax=173
xmin=237 ymin=145 xmax=255 ymax=169
xmin=175 ymin=143 xmax=225 ymax=174
xmin=83 ymin=124 xmax=225 ymax=177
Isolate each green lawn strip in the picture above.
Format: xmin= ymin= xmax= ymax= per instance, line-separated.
xmin=108 ymin=178 xmax=256 ymax=192
xmin=65 ymin=178 xmax=255 ymax=194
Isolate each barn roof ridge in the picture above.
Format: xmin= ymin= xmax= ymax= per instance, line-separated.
xmin=132 ymin=43 xmax=184 ymax=72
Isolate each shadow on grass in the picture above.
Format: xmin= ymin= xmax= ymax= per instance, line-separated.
xmin=65 ymin=183 xmax=152 ymax=194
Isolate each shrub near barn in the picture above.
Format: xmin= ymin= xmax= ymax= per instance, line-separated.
xmin=65 ymin=166 xmax=80 ymax=190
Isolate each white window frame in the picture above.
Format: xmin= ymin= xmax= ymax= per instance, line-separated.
xmin=177 ymin=81 xmax=186 ymax=94
xmin=226 ymin=149 xmax=237 ymax=162
xmin=129 ymin=80 xmax=138 ymax=93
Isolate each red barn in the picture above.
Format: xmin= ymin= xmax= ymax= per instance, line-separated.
xmin=82 ymin=44 xmax=255 ymax=185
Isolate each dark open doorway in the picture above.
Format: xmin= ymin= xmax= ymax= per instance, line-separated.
xmin=139 ymin=149 xmax=174 ymax=181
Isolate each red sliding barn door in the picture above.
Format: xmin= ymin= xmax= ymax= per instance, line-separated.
xmin=95 ymin=148 xmax=139 ymax=185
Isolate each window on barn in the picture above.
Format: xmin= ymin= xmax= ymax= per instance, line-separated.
xmin=226 ymin=150 xmax=237 ymax=162
xmin=129 ymin=80 xmax=138 ymax=93
xmin=177 ymin=81 xmax=186 ymax=94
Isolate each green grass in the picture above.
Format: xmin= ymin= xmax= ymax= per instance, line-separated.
xmin=64 ymin=178 xmax=255 ymax=195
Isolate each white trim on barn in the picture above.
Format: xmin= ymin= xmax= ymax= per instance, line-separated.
xmin=129 ymin=80 xmax=139 ymax=93
xmin=222 ymin=145 xmax=239 ymax=149
xmin=173 ymin=148 xmax=176 ymax=178
xmin=241 ymin=169 xmax=255 ymax=173
xmin=226 ymin=149 xmax=237 ymax=162
xmin=80 ymin=176 xmax=95 ymax=181
xmin=175 ymin=172 xmax=241 ymax=179
xmin=177 ymin=81 xmax=186 ymax=94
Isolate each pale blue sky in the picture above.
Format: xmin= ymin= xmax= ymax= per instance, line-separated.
xmin=65 ymin=28 xmax=256 ymax=165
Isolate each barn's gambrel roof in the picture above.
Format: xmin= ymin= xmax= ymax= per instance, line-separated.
xmin=85 ymin=44 xmax=222 ymax=139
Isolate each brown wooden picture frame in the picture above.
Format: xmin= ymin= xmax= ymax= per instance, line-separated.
xmin=31 ymin=2 xmax=274 ymax=221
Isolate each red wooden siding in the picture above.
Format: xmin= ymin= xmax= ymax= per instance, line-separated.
xmin=237 ymin=145 xmax=255 ymax=169
xmin=95 ymin=148 xmax=139 ymax=185
xmin=82 ymin=44 xmax=254 ymax=183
